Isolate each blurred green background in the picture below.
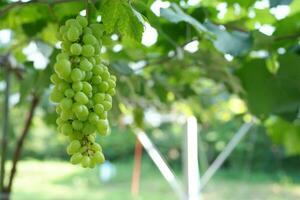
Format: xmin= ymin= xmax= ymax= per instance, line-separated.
xmin=1 ymin=0 xmax=300 ymax=199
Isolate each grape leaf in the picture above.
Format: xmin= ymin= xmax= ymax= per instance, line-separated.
xmin=98 ymin=0 xmax=144 ymax=41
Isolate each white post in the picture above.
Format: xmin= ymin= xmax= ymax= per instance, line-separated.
xmin=136 ymin=130 xmax=186 ymax=200
xmin=184 ymin=116 xmax=200 ymax=200
xmin=199 ymin=121 xmax=254 ymax=192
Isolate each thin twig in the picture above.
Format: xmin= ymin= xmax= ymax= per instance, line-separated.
xmin=6 ymin=95 xmax=39 ymax=194
xmin=274 ymin=32 xmax=300 ymax=41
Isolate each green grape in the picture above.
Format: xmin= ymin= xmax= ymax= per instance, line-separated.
xmin=71 ymin=68 xmax=83 ymax=82
xmin=72 ymin=81 xmax=83 ymax=91
xmin=93 ymin=152 xmax=105 ymax=164
xmin=64 ymin=88 xmax=75 ymax=98
xmin=96 ymin=120 xmax=108 ymax=135
xmin=98 ymin=81 xmax=109 ymax=92
xmin=60 ymin=98 xmax=73 ymax=110
xmin=88 ymin=112 xmax=99 ymax=124
xmin=91 ymin=143 xmax=102 ymax=151
xmin=50 ymin=88 xmax=64 ymax=103
xmin=94 ymin=104 xmax=104 ymax=115
xmin=67 ymin=27 xmax=80 ymax=42
xmin=56 ymin=52 xmax=69 ymax=61
xmin=72 ymin=120 xmax=83 ymax=131
xmin=92 ymin=64 xmax=103 ymax=75
xmin=82 ymin=45 xmax=95 ymax=57
xmin=70 ymin=43 xmax=82 ymax=55
xmin=82 ymin=82 xmax=92 ymax=94
xmin=92 ymin=76 xmax=102 ymax=85
xmin=54 ymin=59 xmax=71 ymax=79
xmin=100 ymin=70 xmax=110 ymax=81
xmin=93 ymin=93 xmax=105 ymax=103
xmin=82 ymin=122 xmax=96 ymax=135
xmin=51 ymin=15 xmax=117 ymax=168
xmin=76 ymin=15 xmax=88 ymax=27
xmin=108 ymin=88 xmax=116 ymax=96
xmin=98 ymin=111 xmax=107 ymax=120
xmin=102 ymin=101 xmax=112 ymax=111
xmin=61 ymin=123 xmax=73 ymax=135
xmin=83 ymin=34 xmax=98 ymax=45
xmin=75 ymin=92 xmax=89 ymax=104
xmin=81 ymin=156 xmax=90 ymax=168
xmin=50 ymin=74 xmax=61 ymax=84
xmin=80 ymin=58 xmax=93 ymax=71
xmin=67 ymin=140 xmax=81 ymax=154
xmin=70 ymin=152 xmax=83 ymax=164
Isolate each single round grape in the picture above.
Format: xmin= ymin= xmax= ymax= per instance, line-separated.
xmin=96 ymin=120 xmax=108 ymax=135
xmin=98 ymin=81 xmax=109 ymax=92
xmin=91 ymin=143 xmax=102 ymax=151
xmin=94 ymin=104 xmax=104 ymax=115
xmin=108 ymin=88 xmax=116 ymax=96
xmin=60 ymin=110 xmax=74 ymax=121
xmin=70 ymin=43 xmax=82 ymax=55
xmin=81 ymin=156 xmax=90 ymax=168
xmin=80 ymin=58 xmax=93 ymax=71
xmin=56 ymin=52 xmax=69 ymax=61
xmin=72 ymin=81 xmax=83 ymax=91
xmin=61 ymin=123 xmax=73 ymax=135
xmin=61 ymin=41 xmax=71 ymax=53
xmin=76 ymin=15 xmax=88 ymax=27
xmin=88 ymin=112 xmax=99 ymax=124
xmin=60 ymin=98 xmax=73 ymax=110
xmin=92 ymin=76 xmax=102 ymax=85
xmin=83 ymin=34 xmax=98 ymax=45
xmin=71 ymin=68 xmax=83 ymax=82
xmin=82 ymin=82 xmax=92 ymax=94
xmin=54 ymin=59 xmax=71 ymax=79
xmin=72 ymin=120 xmax=83 ymax=131
xmin=82 ymin=45 xmax=95 ymax=57
xmin=50 ymin=88 xmax=64 ymax=103
xmin=100 ymin=70 xmax=110 ymax=81
xmin=82 ymin=123 xmax=96 ymax=135
xmin=99 ymin=111 xmax=107 ymax=120
xmin=102 ymin=101 xmax=112 ymax=111
xmin=107 ymin=79 xmax=116 ymax=88
xmin=75 ymin=92 xmax=89 ymax=104
xmin=67 ymin=140 xmax=81 ymax=155
xmin=67 ymin=27 xmax=80 ymax=42
xmin=93 ymin=152 xmax=105 ymax=164
xmin=92 ymin=64 xmax=103 ymax=75
xmin=64 ymin=88 xmax=75 ymax=98
xmin=70 ymin=152 xmax=83 ymax=164
xmin=93 ymin=93 xmax=105 ymax=103
xmin=50 ymin=74 xmax=61 ymax=84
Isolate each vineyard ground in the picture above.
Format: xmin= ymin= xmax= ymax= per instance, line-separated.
xmin=5 ymin=159 xmax=300 ymax=200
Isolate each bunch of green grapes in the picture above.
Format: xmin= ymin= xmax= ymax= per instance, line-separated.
xmin=49 ymin=15 xmax=116 ymax=168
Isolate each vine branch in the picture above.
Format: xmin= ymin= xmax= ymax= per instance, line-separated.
xmin=5 ymin=95 xmax=39 ymax=194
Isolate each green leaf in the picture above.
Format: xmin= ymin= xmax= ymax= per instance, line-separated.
xmin=160 ymin=3 xmax=208 ymax=34
xmin=236 ymin=54 xmax=300 ymax=119
xmin=204 ymin=21 xmax=253 ymax=56
xmin=266 ymin=117 xmax=300 ymax=155
xmin=99 ymin=0 xmax=144 ymax=41
xmin=22 ymin=19 xmax=48 ymax=37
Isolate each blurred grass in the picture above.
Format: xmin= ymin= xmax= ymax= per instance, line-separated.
xmin=8 ymin=159 xmax=300 ymax=200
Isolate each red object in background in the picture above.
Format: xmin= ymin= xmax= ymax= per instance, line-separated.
xmin=131 ymin=138 xmax=143 ymax=197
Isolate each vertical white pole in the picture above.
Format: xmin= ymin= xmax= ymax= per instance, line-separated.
xmin=184 ymin=116 xmax=200 ymax=200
